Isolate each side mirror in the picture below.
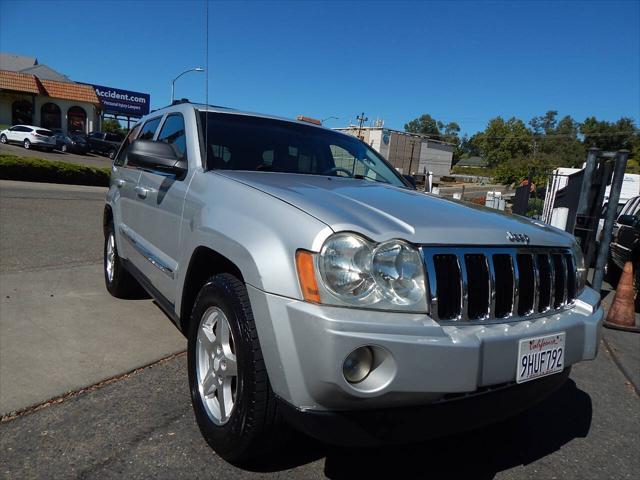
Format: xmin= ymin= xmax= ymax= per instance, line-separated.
xmin=128 ymin=139 xmax=187 ymax=175
xmin=403 ymin=174 xmax=417 ymax=190
xmin=617 ymin=214 xmax=636 ymax=227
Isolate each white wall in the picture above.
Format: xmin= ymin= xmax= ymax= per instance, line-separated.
xmin=0 ymin=93 xmax=97 ymax=133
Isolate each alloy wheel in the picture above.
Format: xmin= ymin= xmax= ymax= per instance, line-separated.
xmin=105 ymin=233 xmax=115 ymax=283
xmin=196 ymin=306 xmax=238 ymax=425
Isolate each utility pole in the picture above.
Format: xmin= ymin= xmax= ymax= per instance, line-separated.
xmin=356 ymin=112 xmax=368 ymax=140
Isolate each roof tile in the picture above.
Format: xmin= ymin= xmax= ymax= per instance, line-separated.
xmin=0 ymin=70 xmax=41 ymax=94
xmin=39 ymin=79 xmax=100 ymax=104
xmin=0 ymin=70 xmax=100 ymax=104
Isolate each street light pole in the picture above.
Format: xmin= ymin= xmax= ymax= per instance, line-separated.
xmin=322 ymin=116 xmax=339 ymax=124
xmin=171 ymin=67 xmax=205 ymax=103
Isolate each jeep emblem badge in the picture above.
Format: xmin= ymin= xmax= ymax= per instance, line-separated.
xmin=507 ymin=231 xmax=530 ymax=244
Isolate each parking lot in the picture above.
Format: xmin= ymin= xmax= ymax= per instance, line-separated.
xmin=0 ymin=179 xmax=638 ymax=479
xmin=0 ymin=142 xmax=113 ymax=170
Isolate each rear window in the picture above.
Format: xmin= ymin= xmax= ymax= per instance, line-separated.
xmin=36 ymin=129 xmax=53 ymax=136
xmin=106 ymin=133 xmax=123 ymax=142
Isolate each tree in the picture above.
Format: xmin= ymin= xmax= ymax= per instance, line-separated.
xmin=102 ymin=118 xmax=125 ymax=135
xmin=404 ymin=114 xmax=464 ymax=160
xmin=477 ymin=117 xmax=532 ymax=166
xmin=529 ymin=110 xmax=558 ymax=135
xmin=530 ymin=113 xmax=585 ymax=167
xmin=404 ymin=114 xmax=441 ymax=139
xmin=580 ymin=116 xmax=638 ymax=152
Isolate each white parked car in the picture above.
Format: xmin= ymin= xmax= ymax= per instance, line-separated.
xmin=0 ymin=125 xmax=57 ymax=151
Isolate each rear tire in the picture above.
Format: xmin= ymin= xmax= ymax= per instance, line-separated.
xmin=188 ymin=273 xmax=285 ymax=466
xmin=61 ymin=144 xmax=68 ymax=152
xmin=23 ymin=139 xmax=30 ymax=149
xmin=108 ymin=149 xmax=116 ymax=160
xmin=104 ymin=221 xmax=144 ymax=298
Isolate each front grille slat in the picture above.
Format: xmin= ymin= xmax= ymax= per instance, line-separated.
xmin=433 ymin=254 xmax=462 ymax=320
xmin=486 ymin=255 xmax=497 ymax=318
xmin=536 ymin=254 xmax=551 ymax=312
xmin=424 ymin=247 xmax=577 ymax=323
xmin=565 ymin=254 xmax=577 ymax=302
xmin=511 ymin=253 xmax=520 ymax=317
xmin=493 ymin=254 xmax=514 ymax=318
xmin=465 ymin=254 xmax=490 ymax=320
xmin=531 ymin=254 xmax=540 ymax=314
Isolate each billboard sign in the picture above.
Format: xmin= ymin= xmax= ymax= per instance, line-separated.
xmin=89 ymin=84 xmax=150 ymax=117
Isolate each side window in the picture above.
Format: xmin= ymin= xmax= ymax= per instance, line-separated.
xmin=138 ymin=117 xmax=161 ymax=140
xmin=114 ymin=124 xmax=142 ymax=167
xmin=157 ymin=114 xmax=187 ymax=160
xmin=330 ymin=145 xmax=355 ymax=172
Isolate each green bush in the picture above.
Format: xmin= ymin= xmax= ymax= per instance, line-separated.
xmin=0 ymin=155 xmax=110 ymax=187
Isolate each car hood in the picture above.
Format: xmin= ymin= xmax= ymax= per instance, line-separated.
xmin=217 ymin=171 xmax=574 ymax=247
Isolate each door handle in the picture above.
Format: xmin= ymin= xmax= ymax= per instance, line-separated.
xmin=135 ymin=186 xmax=149 ymax=198
xmin=114 ymin=179 xmax=125 ymax=188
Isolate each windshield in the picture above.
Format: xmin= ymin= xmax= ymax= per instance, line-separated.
xmin=199 ymin=111 xmax=407 ymax=187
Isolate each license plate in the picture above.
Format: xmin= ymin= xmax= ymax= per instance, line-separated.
xmin=516 ymin=332 xmax=565 ymax=384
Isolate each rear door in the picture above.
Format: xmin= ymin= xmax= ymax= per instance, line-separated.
xmin=130 ymin=113 xmax=190 ymax=302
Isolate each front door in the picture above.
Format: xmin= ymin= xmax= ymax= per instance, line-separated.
xmin=111 ymin=125 xmax=142 ymax=260
xmin=128 ymin=113 xmax=190 ymax=303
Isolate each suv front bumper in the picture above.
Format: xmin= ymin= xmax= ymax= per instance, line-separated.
xmin=247 ymin=285 xmax=602 ymax=412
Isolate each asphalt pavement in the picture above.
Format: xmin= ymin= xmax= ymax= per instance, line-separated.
xmin=1 ymin=339 xmax=638 ymax=479
xmin=0 ymin=179 xmax=638 ymax=479
xmin=0 ymin=142 xmax=113 ymax=169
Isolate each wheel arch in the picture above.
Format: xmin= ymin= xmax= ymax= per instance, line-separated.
xmin=103 ymin=204 xmax=114 ymax=235
xmin=179 ymin=246 xmax=245 ymax=334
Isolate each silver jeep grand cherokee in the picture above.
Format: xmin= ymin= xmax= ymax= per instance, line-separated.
xmin=104 ymin=101 xmax=602 ymax=464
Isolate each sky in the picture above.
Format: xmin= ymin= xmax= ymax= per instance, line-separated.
xmin=1 ymin=0 xmax=638 ymax=135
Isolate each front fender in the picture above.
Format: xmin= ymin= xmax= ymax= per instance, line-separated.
xmin=174 ymin=172 xmax=332 ymax=315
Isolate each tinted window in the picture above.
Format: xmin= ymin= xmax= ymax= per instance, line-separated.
xmin=36 ymin=129 xmax=53 ymax=136
xmin=89 ymin=132 xmax=101 ymax=139
xmin=138 ymin=117 xmax=161 ymax=140
xmin=157 ymin=114 xmax=187 ymax=159
xmin=105 ymin=133 xmax=123 ymax=142
xmin=114 ymin=124 xmax=142 ymax=167
xmin=199 ymin=112 xmax=405 ymax=186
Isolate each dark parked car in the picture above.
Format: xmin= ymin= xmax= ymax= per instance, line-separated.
xmin=606 ymin=195 xmax=640 ymax=311
xmin=86 ymin=131 xmax=124 ymax=159
xmin=53 ymin=132 xmax=89 ymax=154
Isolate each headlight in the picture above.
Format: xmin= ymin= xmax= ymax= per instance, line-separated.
xmin=319 ymin=233 xmax=378 ymax=303
xmin=572 ymin=241 xmax=587 ymax=293
xmin=372 ymin=240 xmax=425 ymax=305
xmin=303 ymin=233 xmax=428 ymax=312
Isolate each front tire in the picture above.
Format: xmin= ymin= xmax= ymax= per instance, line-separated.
xmin=108 ymin=149 xmax=116 ymax=160
xmin=23 ymin=139 xmax=30 ymax=149
xmin=61 ymin=144 xmax=68 ymax=152
xmin=0 ymin=134 xmax=6 ymax=144
xmin=104 ymin=221 xmax=144 ymax=298
xmin=188 ymin=274 xmax=284 ymax=465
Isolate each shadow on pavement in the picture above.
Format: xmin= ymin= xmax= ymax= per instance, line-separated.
xmin=248 ymin=378 xmax=592 ymax=478
xmin=323 ymin=379 xmax=592 ymax=479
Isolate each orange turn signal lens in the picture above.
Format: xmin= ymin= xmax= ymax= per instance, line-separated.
xmin=295 ymin=250 xmax=321 ymax=303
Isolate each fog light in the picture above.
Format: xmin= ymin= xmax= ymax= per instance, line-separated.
xmin=343 ymin=347 xmax=373 ymax=384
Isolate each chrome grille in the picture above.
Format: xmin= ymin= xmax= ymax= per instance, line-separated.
xmin=422 ymin=247 xmax=578 ymax=322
